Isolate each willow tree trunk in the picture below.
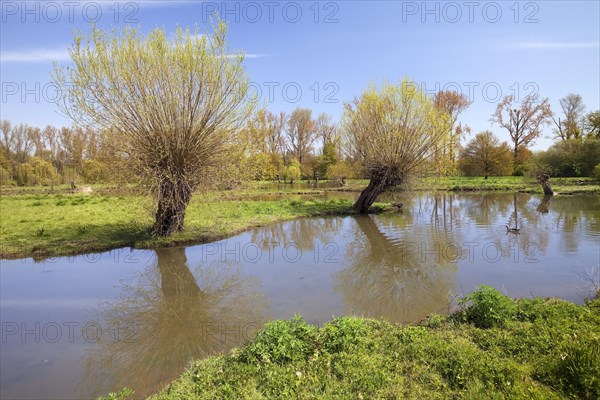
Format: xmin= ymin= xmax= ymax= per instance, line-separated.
xmin=154 ymin=179 xmax=192 ymax=236
xmin=354 ymin=170 xmax=403 ymax=214
xmin=536 ymin=174 xmax=554 ymax=196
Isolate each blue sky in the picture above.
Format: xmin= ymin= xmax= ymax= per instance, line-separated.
xmin=1 ymin=0 xmax=599 ymax=151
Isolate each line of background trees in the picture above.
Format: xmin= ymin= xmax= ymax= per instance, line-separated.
xmin=1 ymin=94 xmax=599 ymax=187
xmin=461 ymin=94 xmax=599 ymax=179
xmin=0 ymin=122 xmax=110 ymax=186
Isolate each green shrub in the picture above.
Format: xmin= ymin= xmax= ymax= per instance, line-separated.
xmin=281 ymin=159 xmax=302 ymax=184
xmin=513 ymin=297 xmax=546 ymax=322
xmin=97 ymin=388 xmax=134 ymax=400
xmin=459 ymin=285 xmax=515 ymax=328
xmin=512 ymin=164 xmax=527 ymax=176
xmin=315 ymin=142 xmax=338 ymax=179
xmin=423 ymin=313 xmax=448 ymax=328
xmin=593 ymin=164 xmax=600 ymax=182
xmin=82 ymin=159 xmax=109 ymax=183
xmin=239 ymin=316 xmax=318 ymax=365
xmin=533 ymin=138 xmax=600 ymax=177
xmin=13 ymin=157 xmax=58 ymax=186
xmin=321 ymin=316 xmax=369 ymax=353
xmin=14 ymin=163 xmax=35 ymax=186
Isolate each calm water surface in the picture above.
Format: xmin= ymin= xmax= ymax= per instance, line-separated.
xmin=1 ymin=192 xmax=599 ymax=399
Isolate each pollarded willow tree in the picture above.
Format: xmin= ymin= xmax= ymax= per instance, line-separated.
xmin=53 ymin=21 xmax=255 ymax=235
xmin=343 ymin=80 xmax=452 ymax=213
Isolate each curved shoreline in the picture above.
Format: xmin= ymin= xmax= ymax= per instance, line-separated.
xmin=1 ymin=179 xmax=599 ymax=260
xmin=0 ymin=198 xmax=356 ymax=260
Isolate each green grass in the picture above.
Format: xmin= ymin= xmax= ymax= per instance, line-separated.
xmin=413 ymin=176 xmax=600 ymax=194
xmin=138 ymin=286 xmax=599 ymax=400
xmin=0 ymin=182 xmax=137 ymax=196
xmin=242 ymin=176 xmax=600 ymax=194
xmin=0 ymin=193 xmax=354 ymax=259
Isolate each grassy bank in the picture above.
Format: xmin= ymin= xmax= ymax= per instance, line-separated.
xmin=2 ymin=177 xmax=599 ymax=198
xmin=414 ymin=176 xmax=600 ymax=194
xmin=0 ymin=194 xmax=354 ymax=259
xmin=128 ymin=286 xmax=599 ymax=400
xmin=240 ymin=176 xmax=600 ymax=194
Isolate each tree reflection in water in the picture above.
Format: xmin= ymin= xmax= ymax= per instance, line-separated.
xmin=336 ymin=215 xmax=458 ymax=323
xmin=80 ymin=248 xmax=270 ymax=398
xmin=457 ymin=192 xmax=552 ymax=258
xmin=536 ymin=194 xmax=553 ymax=214
xmin=249 ymin=216 xmax=345 ymax=252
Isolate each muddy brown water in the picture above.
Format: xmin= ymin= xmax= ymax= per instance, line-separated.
xmin=1 ymin=192 xmax=599 ymax=399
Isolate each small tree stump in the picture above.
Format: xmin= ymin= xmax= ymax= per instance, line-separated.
xmin=536 ymin=174 xmax=554 ymax=195
xmin=391 ymin=202 xmax=403 ymax=212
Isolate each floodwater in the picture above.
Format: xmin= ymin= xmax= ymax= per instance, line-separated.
xmin=1 ymin=192 xmax=599 ymax=399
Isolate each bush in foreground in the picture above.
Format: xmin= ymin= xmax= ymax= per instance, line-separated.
xmin=457 ymin=284 xmax=515 ymax=328
xmin=110 ymin=287 xmax=599 ymax=399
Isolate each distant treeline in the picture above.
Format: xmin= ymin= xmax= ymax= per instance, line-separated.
xmin=0 ymin=108 xmax=364 ymax=187
xmin=0 ymin=121 xmax=111 ymax=186
xmin=2 ymin=99 xmax=599 ymax=187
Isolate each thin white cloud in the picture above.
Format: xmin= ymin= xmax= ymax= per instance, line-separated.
xmin=1 ymin=48 xmax=270 ymax=63
xmin=244 ymin=53 xmax=270 ymax=59
xmin=514 ymin=41 xmax=599 ymax=49
xmin=1 ymin=48 xmax=70 ymax=63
